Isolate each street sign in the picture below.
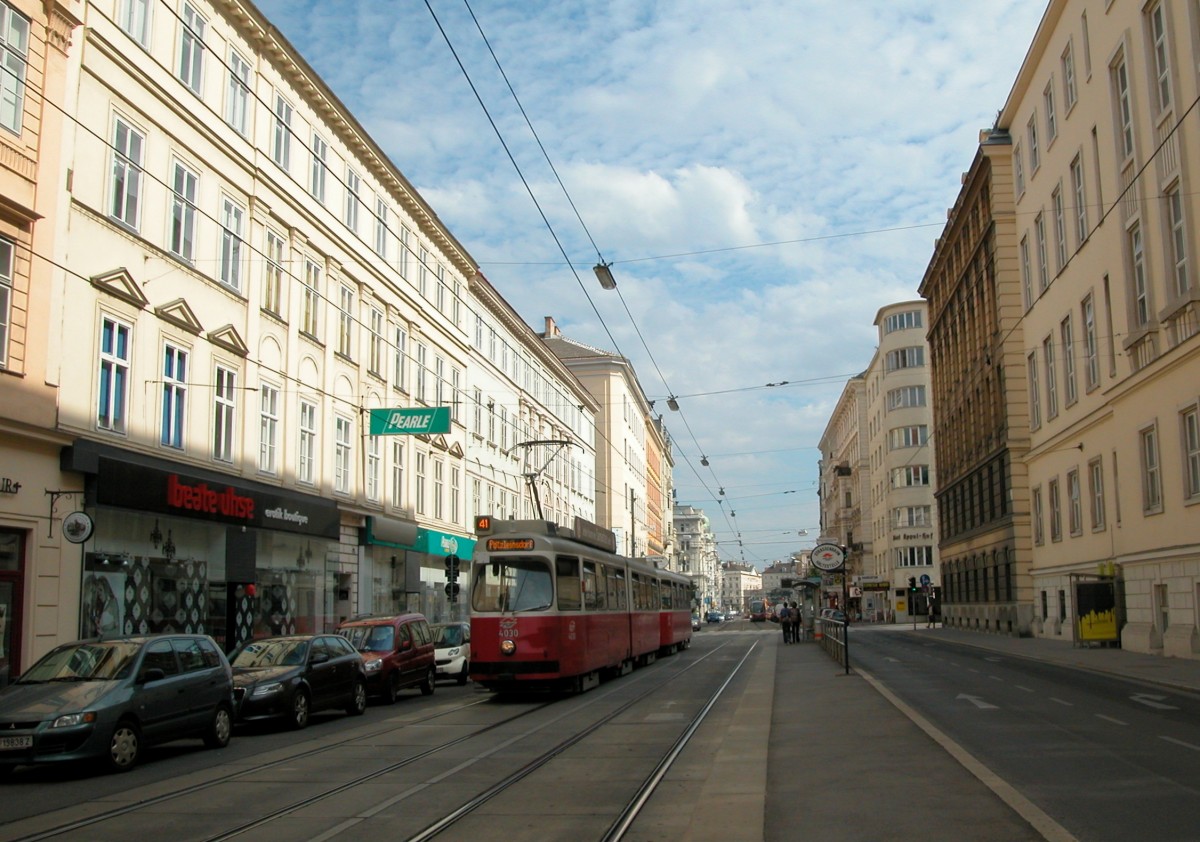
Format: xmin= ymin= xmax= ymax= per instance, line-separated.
xmin=810 ymin=543 xmax=845 ymax=572
xmin=369 ymin=407 xmax=451 ymax=435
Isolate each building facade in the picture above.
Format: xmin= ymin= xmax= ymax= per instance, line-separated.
xmin=818 ymin=375 xmax=871 ymax=614
xmin=673 ymin=503 xmax=719 ymax=611
xmin=997 ymin=0 xmax=1200 ymax=655
xmin=720 ymin=561 xmax=759 ymax=614
xmin=864 ymin=300 xmax=940 ymax=623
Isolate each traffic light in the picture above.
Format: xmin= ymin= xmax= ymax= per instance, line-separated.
xmin=908 ymin=576 xmax=917 ymax=592
xmin=445 ymin=555 xmax=461 ymax=603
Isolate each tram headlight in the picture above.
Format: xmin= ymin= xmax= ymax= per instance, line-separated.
xmin=500 ymin=639 xmax=516 ymax=656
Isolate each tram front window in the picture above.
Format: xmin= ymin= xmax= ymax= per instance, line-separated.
xmin=472 ymin=557 xmax=554 ymax=613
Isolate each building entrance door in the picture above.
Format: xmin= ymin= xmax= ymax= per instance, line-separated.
xmin=0 ymin=529 xmax=26 ymax=687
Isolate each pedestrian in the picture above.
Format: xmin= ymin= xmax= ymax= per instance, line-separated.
xmin=927 ymin=601 xmax=936 ymax=628
xmin=779 ymin=602 xmax=792 ymax=643
xmin=790 ymin=601 xmax=802 ymax=642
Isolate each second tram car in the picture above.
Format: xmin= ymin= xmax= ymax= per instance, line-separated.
xmin=469 ymin=516 xmax=693 ymax=693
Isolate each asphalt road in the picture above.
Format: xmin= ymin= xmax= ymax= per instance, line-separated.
xmin=850 ymin=630 xmax=1200 ymax=842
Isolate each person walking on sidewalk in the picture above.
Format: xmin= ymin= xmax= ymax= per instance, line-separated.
xmin=789 ymin=602 xmax=802 ymax=642
xmin=779 ymin=603 xmax=792 ymax=643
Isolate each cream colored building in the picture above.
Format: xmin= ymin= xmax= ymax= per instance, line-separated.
xmin=818 ymin=375 xmax=871 ymax=612
xmin=673 ymin=503 xmax=718 ymax=611
xmin=864 ymin=300 xmax=939 ymax=623
xmin=720 ymin=561 xmax=759 ymax=613
xmin=999 ymin=0 xmax=1200 ymax=655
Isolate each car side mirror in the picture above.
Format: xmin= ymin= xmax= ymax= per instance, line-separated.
xmin=140 ymin=667 xmax=166 ymax=684
xmin=310 ymin=651 xmax=330 ymax=664
xmin=400 ymin=639 xmax=412 ymax=651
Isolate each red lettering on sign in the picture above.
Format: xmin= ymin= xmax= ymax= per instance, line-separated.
xmin=166 ymin=474 xmax=255 ymax=520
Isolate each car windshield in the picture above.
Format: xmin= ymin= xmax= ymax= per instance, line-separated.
xmin=231 ymin=638 xmax=309 ymax=667
xmin=471 ymin=556 xmax=553 ymax=613
xmin=339 ymin=625 xmax=395 ymax=652
xmin=433 ymin=625 xmax=463 ymax=647
xmin=19 ymin=641 xmax=142 ymax=682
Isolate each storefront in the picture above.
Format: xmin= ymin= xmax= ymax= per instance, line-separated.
xmin=62 ymin=440 xmax=340 ymax=652
xmin=361 ymin=520 xmax=475 ymax=624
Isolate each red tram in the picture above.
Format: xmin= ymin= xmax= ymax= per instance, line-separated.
xmin=469 ymin=516 xmax=693 ymax=693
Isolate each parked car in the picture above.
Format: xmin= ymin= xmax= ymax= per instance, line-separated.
xmin=705 ymin=611 xmax=723 ymax=624
xmin=0 ymin=634 xmax=234 ymax=774
xmin=230 ymin=634 xmax=367 ymax=729
xmin=336 ymin=614 xmax=436 ymax=702
xmin=819 ymin=608 xmax=847 ymax=623
xmin=430 ymin=621 xmax=471 ymax=684
xmin=691 ymin=614 xmax=702 ymax=631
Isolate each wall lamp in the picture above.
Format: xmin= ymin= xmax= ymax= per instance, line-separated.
xmin=593 ymin=262 xmax=617 ymax=290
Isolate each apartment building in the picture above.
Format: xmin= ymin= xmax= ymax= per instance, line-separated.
xmin=864 ymin=300 xmax=940 ymax=623
xmin=818 ymin=374 xmax=871 ymax=613
xmin=998 ymin=0 xmax=1200 ymax=655
xmin=720 ymin=561 xmax=759 ymax=614
xmin=673 ymin=504 xmax=719 ymax=611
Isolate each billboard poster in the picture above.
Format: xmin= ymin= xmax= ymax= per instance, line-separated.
xmin=1075 ymin=580 xmax=1118 ymax=642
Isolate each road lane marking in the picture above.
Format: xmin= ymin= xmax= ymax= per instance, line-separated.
xmin=1015 ymin=685 xmax=1035 ymax=693
xmin=858 ymin=667 xmax=1077 ymax=842
xmin=989 ymin=675 xmax=1004 ymax=682
xmin=1131 ymin=693 xmax=1179 ymax=710
xmin=1049 ymin=698 xmax=1073 ymax=706
xmin=1160 ymin=736 xmax=1200 ymax=751
xmin=957 ymin=693 xmax=999 ymax=710
xmin=1095 ymin=714 xmax=1127 ymax=726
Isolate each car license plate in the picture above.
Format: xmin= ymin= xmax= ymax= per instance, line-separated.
xmin=0 ymin=735 xmax=32 ymax=750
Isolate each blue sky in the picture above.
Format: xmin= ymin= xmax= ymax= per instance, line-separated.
xmin=255 ymin=0 xmax=1047 ymax=567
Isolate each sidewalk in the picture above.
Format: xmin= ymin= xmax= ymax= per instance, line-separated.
xmin=892 ymin=622 xmax=1200 ymax=693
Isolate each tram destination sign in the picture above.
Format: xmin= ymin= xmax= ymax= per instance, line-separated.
xmin=369 ymin=407 xmax=451 ymax=435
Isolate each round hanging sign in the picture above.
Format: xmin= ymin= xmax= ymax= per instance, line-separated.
xmin=810 ymin=542 xmax=846 ymax=572
xmin=62 ymin=511 xmax=95 ymax=544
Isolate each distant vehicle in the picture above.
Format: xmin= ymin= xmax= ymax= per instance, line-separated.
xmin=230 ymin=634 xmax=367 ymax=729
xmin=705 ymin=611 xmax=723 ymax=624
xmin=819 ymin=608 xmax=847 ymax=623
xmin=430 ymin=621 xmax=471 ymax=685
xmin=749 ymin=598 xmax=768 ymax=622
xmin=691 ymin=614 xmax=702 ymax=631
xmin=725 ymin=611 xmax=738 ymax=621
xmin=0 ymin=634 xmax=234 ymax=774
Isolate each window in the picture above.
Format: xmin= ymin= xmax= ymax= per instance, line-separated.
xmin=1088 ymin=457 xmax=1106 ymax=529
xmin=299 ymin=401 xmax=316 ymax=484
xmin=1034 ymin=213 xmax=1049 ymax=292
xmin=888 ymin=425 xmax=927 ymax=450
xmin=0 ymin=3 xmax=29 ymax=135
xmin=0 ymin=238 xmax=11 ymax=367
xmin=1166 ymin=185 xmax=1189 ymax=296
xmin=373 ymin=196 xmax=387 ymax=258
xmin=110 ymin=117 xmax=144 ymax=228
xmin=1062 ymin=42 xmax=1077 ymax=110
xmin=883 ymin=310 xmax=922 ymax=333
xmin=391 ymin=440 xmax=405 ymax=507
xmin=1082 ymin=295 xmax=1099 ymax=389
xmin=219 ymin=197 xmax=244 ymax=291
xmin=399 ymin=225 xmax=412 ymax=278
xmin=1070 ymin=154 xmax=1087 ymax=244
xmin=1048 ymin=478 xmax=1062 ymax=541
xmin=366 ymin=436 xmax=381 ymax=501
xmin=98 ymin=316 xmax=131 ymax=432
xmin=1140 ymin=425 xmax=1162 ymax=512
xmin=161 ymin=344 xmax=187 ymax=448
xmin=1027 ymin=351 xmax=1041 ymax=429
xmin=1052 ymin=186 xmax=1067 ymax=270
xmin=302 ymin=259 xmax=321 ymax=337
xmin=169 ymin=160 xmax=198 ymax=262
xmin=1113 ymin=54 xmax=1134 ymax=160
xmin=225 ymin=49 xmax=250 ymax=134
xmin=891 ymin=465 xmax=930 ymax=487
xmin=118 ymin=0 xmax=151 ymax=47
xmin=894 ymin=547 xmax=933 ymax=567
xmin=345 ymin=168 xmax=360 ymax=233
xmin=1061 ymin=315 xmax=1077 ymax=406
xmin=263 ymin=229 xmax=284 ymax=315
xmin=451 ymin=368 xmax=462 ymax=423
xmin=334 ymin=416 xmax=352 ymax=493
xmin=434 ymin=356 xmax=446 ymax=408
xmin=884 ymin=347 xmax=924 ymax=371
xmin=433 ymin=458 xmax=444 ymax=519
xmin=1032 ymin=486 xmax=1044 ymax=545
xmin=177 ymin=3 xmax=206 ymax=95
xmin=893 ymin=506 xmax=931 ymax=527
xmin=310 ymin=133 xmax=327 ymax=203
xmin=1183 ymin=407 xmax=1200 ymax=500
xmin=436 ymin=264 xmax=446 ymax=313
xmin=1130 ymin=223 xmax=1149 ymax=327
xmin=419 ymin=247 xmax=429 ymax=298
xmin=368 ymin=307 xmax=384 ymax=376
xmin=1027 ymin=113 xmax=1040 ymax=171
xmin=213 ymin=366 xmax=236 ymax=462
xmin=272 ymin=93 xmax=292 ymax=170
xmin=259 ymin=384 xmax=278 ymax=474
xmin=337 ymin=284 xmax=353 ymax=357
xmin=450 ymin=466 xmax=460 ymax=524
xmin=1043 ymin=336 xmax=1058 ymax=420
xmin=1020 ymin=235 xmax=1033 ymax=309
xmin=1013 ymin=144 xmax=1025 ymax=195
xmin=1148 ymin=2 xmax=1172 ymax=112
xmin=392 ymin=325 xmax=407 ymax=391
xmin=1067 ymin=469 xmax=1082 ymax=536
xmin=1043 ymin=80 xmax=1057 ymax=142
xmin=416 ymin=342 xmax=427 ymax=402
xmin=415 ymin=451 xmax=426 ymax=515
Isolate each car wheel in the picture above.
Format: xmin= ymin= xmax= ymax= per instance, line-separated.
xmin=385 ymin=671 xmax=401 ymax=705
xmin=456 ymin=662 xmax=469 ymax=685
xmin=289 ymin=689 xmax=311 ymax=730
xmin=347 ymin=680 xmax=367 ymax=716
xmin=203 ymin=704 xmax=233 ymax=749
xmin=106 ymin=720 xmax=141 ymax=773
xmin=420 ymin=667 xmax=435 ymax=696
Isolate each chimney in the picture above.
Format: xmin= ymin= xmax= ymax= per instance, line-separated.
xmin=543 ymin=316 xmax=560 ymax=337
